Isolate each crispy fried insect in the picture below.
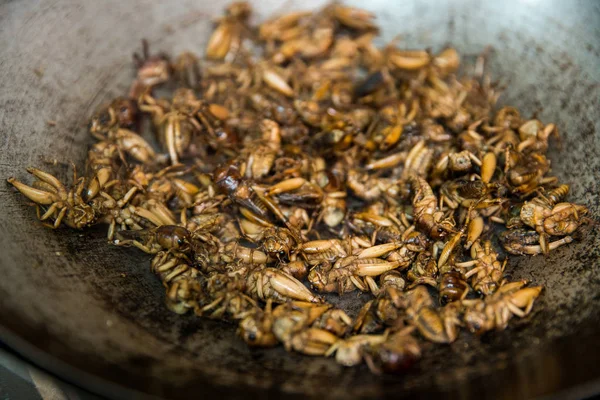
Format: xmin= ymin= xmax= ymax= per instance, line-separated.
xmin=246 ymin=267 xmax=322 ymax=303
xmin=386 ymin=48 xmax=431 ymax=71
xmin=240 ymin=218 xmax=297 ymax=258
xmin=409 ymin=175 xmax=454 ymax=239
xmin=499 ymin=229 xmax=573 ymax=255
xmin=300 ymin=238 xmax=349 ymax=265
xmin=519 ymin=191 xmax=588 ymax=254
xmin=352 ymin=271 xmax=408 ymax=334
xmin=326 ymin=334 xmax=388 ymax=367
xmin=395 ymin=286 xmax=461 ymax=343
xmin=347 ymin=169 xmax=400 ymax=201
xmin=363 ymin=327 xmax=421 ymax=374
xmin=505 ymin=150 xmax=556 ymax=196
xmin=130 ymin=39 xmax=171 ymax=98
xmin=350 ymin=210 xmax=408 ymax=244
xmin=220 ymin=242 xmax=268 ymax=264
xmin=213 ymin=160 xmax=270 ymax=219
xmin=238 ymin=300 xmax=279 ymax=347
xmin=440 ymin=178 xmax=504 ymax=210
xmin=199 ymin=272 xmax=259 ymax=320
xmin=242 ymin=119 xmax=282 ymax=179
xmin=438 ymin=271 xmax=469 ymax=305
xmin=239 ymin=305 xmax=343 ymax=356
xmin=89 ymin=97 xmax=139 ymax=135
xmin=434 ymin=150 xmax=481 ymax=176
xmin=91 ymin=186 xmax=166 ymax=240
xmin=406 ymin=249 xmax=438 ymax=285
xmin=116 ymin=225 xmax=191 ymax=254
xmin=267 ymin=178 xmax=323 ymax=206
xmin=139 ymin=89 xmax=229 ymax=164
xmin=308 ymin=255 xmax=403 ymax=295
xmin=456 ymin=240 xmax=505 ymax=295
xmin=206 ymin=2 xmax=252 ymax=60
xmin=7 ymin=167 xmax=96 ymax=229
xmin=327 ymin=4 xmax=377 ymax=31
xmin=172 ymin=52 xmax=202 ymax=88
xmin=463 ymin=280 xmax=542 ymax=334
xmin=151 ymin=251 xmax=196 ymax=284
xmin=270 ymin=301 xmax=351 ymax=348
xmin=88 ymin=99 xmax=156 ymax=165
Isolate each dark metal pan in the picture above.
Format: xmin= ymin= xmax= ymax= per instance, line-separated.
xmin=0 ymin=0 xmax=599 ymax=398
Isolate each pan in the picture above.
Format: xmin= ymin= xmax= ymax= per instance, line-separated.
xmin=0 ymin=0 xmax=599 ymax=398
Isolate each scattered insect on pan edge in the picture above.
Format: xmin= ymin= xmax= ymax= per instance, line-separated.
xmin=7 ymin=1 xmax=592 ymax=375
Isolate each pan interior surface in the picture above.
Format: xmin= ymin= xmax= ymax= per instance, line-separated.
xmin=0 ymin=0 xmax=599 ymax=398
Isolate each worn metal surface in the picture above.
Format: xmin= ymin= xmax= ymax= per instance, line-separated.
xmin=0 ymin=0 xmax=599 ymax=398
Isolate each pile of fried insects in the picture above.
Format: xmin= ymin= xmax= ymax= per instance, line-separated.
xmin=8 ymin=2 xmax=590 ymax=374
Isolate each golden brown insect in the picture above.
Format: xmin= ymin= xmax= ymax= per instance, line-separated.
xmin=394 ymin=286 xmax=462 ymax=343
xmin=463 ymin=280 xmax=542 ymax=334
xmin=434 ymin=150 xmax=481 ymax=176
xmin=238 ymin=300 xmax=279 ymax=347
xmin=352 ymin=271 xmax=408 ymax=334
xmin=273 ymin=12 xmax=335 ymax=61
xmin=88 ymin=99 xmax=156 ymax=166
xmin=213 ymin=160 xmax=270 ymax=219
xmin=7 ymin=167 xmax=96 ymax=229
xmin=406 ymin=249 xmax=438 ymax=286
xmin=439 ymin=178 xmax=504 ymax=210
xmin=151 ymin=251 xmax=197 ymax=287
xmin=455 ymin=240 xmax=505 ymax=295
xmin=433 ymin=47 xmax=460 ymax=77
xmin=386 ymin=48 xmax=431 ymax=71
xmin=299 ymin=238 xmax=349 ymax=265
xmin=89 ymin=97 xmax=139 ymax=135
xmin=401 ymin=140 xmax=433 ymax=179
xmin=266 ymin=177 xmax=323 ymax=206
xmin=259 ymin=10 xmax=311 ymax=43
xmin=273 ymin=301 xmax=351 ymax=344
xmin=519 ymin=188 xmax=588 ymax=254
xmin=139 ymin=89 xmax=230 ymax=164
xmin=238 ymin=300 xmax=350 ymax=355
xmin=206 ymin=1 xmax=252 ymax=60
xmin=409 ymin=175 xmax=455 ymax=239
xmin=246 ymin=267 xmax=322 ymax=303
xmin=347 ymin=169 xmax=400 ymax=201
xmin=150 ymin=250 xmax=206 ymax=313
xmin=438 ymin=271 xmax=470 ymax=305
xmin=90 ymin=185 xmax=166 ymax=240
xmin=363 ymin=327 xmax=422 ymax=374
xmin=130 ymin=39 xmax=171 ymax=98
xmin=499 ymin=229 xmax=573 ymax=256
xmin=241 ymin=119 xmax=282 ymax=179
xmin=85 ymin=141 xmax=122 ymax=174
xmin=517 ymin=120 xmax=556 ymax=154
xmin=349 ymin=210 xmax=406 ymax=244
xmin=327 ymin=4 xmax=378 ymax=31
xmin=127 ymin=164 xmax=199 ymax=207
xmin=326 ymin=333 xmax=388 ymax=366
xmin=199 ymin=272 xmax=260 ymax=320
xmin=219 ymin=242 xmax=268 ymax=265
xmin=308 ymin=256 xmax=402 ymax=295
xmin=116 ymin=225 xmax=192 ymax=254
xmin=436 ymin=228 xmax=464 ymax=269
xmin=465 ymin=215 xmax=485 ymax=249
xmin=172 ymin=51 xmax=202 ymax=88
xmin=239 ymin=218 xmax=297 ymax=258
xmin=505 ymin=150 xmax=556 ymax=196
xmin=259 ymin=63 xmax=296 ymax=97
